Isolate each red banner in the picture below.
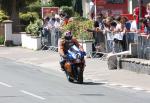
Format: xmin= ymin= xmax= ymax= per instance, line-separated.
xmin=41 ymin=7 xmax=59 ymax=18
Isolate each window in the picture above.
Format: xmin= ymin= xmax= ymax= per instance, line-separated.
xmin=107 ymin=0 xmax=124 ymax=4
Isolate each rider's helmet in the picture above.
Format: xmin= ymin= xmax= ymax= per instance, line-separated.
xmin=64 ymin=30 xmax=72 ymax=40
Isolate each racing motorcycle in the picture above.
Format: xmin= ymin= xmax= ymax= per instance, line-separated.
xmin=64 ymin=45 xmax=86 ymax=84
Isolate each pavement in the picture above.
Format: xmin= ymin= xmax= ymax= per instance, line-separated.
xmin=0 ymin=46 xmax=150 ymax=92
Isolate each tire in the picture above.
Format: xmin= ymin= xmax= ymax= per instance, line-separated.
xmin=65 ymin=71 xmax=74 ymax=82
xmin=77 ymin=70 xmax=83 ymax=84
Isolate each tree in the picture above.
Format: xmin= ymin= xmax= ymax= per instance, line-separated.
xmin=72 ymin=0 xmax=83 ymax=16
xmin=51 ymin=0 xmax=73 ymax=7
xmin=1 ymin=0 xmax=38 ymax=32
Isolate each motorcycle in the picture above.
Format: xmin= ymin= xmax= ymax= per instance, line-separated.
xmin=64 ymin=45 xmax=86 ymax=84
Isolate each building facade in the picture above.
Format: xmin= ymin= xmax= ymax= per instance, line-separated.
xmin=82 ymin=0 xmax=150 ymax=19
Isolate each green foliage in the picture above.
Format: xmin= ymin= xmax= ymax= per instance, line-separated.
xmin=41 ymin=2 xmax=55 ymax=7
xmin=60 ymin=6 xmax=74 ymax=17
xmin=0 ymin=10 xmax=8 ymax=22
xmin=19 ymin=12 xmax=39 ymax=22
xmin=52 ymin=0 xmax=73 ymax=7
xmin=26 ymin=1 xmax=41 ymax=13
xmin=77 ymin=20 xmax=93 ymax=40
xmin=25 ymin=19 xmax=42 ymax=36
xmin=62 ymin=17 xmax=94 ymax=40
xmin=0 ymin=35 xmax=4 ymax=45
xmin=19 ymin=12 xmax=39 ymax=27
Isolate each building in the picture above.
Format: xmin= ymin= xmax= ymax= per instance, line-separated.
xmin=82 ymin=0 xmax=149 ymax=19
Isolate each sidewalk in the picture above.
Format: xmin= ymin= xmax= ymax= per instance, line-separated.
xmin=0 ymin=46 xmax=150 ymax=91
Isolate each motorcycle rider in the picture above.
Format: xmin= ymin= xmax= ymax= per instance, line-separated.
xmin=58 ymin=30 xmax=85 ymax=71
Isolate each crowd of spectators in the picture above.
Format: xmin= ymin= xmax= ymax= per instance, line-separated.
xmin=41 ymin=1 xmax=150 ymax=54
xmin=87 ymin=1 xmax=150 ymax=54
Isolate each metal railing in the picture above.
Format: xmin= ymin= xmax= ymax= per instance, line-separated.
xmin=94 ymin=31 xmax=150 ymax=60
xmin=40 ymin=27 xmax=62 ymax=51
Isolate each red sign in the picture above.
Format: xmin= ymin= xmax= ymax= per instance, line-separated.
xmin=41 ymin=7 xmax=59 ymax=18
xmin=96 ymin=0 xmax=128 ymax=15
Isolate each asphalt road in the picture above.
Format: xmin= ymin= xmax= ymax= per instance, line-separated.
xmin=0 ymin=57 xmax=150 ymax=103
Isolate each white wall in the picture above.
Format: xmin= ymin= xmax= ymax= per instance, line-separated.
xmin=12 ymin=34 xmax=21 ymax=45
xmin=21 ymin=33 xmax=42 ymax=50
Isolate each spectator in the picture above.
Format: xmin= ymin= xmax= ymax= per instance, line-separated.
xmin=130 ymin=14 xmax=138 ymax=32
xmin=142 ymin=18 xmax=150 ymax=34
xmin=145 ymin=2 xmax=150 ymax=18
xmin=42 ymin=17 xmax=51 ymax=37
xmin=87 ymin=20 xmax=105 ymax=52
xmin=96 ymin=14 xmax=104 ymax=30
xmin=133 ymin=0 xmax=147 ymax=28
xmin=113 ymin=16 xmax=124 ymax=52
xmin=103 ymin=17 xmax=115 ymax=53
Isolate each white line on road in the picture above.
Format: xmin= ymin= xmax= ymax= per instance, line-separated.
xmin=20 ymin=90 xmax=46 ymax=100
xmin=132 ymin=87 xmax=145 ymax=91
xmin=0 ymin=82 xmax=13 ymax=87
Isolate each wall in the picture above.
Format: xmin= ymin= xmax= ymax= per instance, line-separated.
xmin=12 ymin=33 xmax=21 ymax=45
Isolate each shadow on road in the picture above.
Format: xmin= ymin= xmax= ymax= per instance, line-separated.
xmin=80 ymin=93 xmax=105 ymax=96
xmin=71 ymin=81 xmax=105 ymax=85
xmin=82 ymin=82 xmax=105 ymax=85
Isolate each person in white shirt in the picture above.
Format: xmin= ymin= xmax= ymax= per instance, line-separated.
xmin=130 ymin=15 xmax=138 ymax=32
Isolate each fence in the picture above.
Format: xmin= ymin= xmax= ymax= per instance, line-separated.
xmin=41 ymin=27 xmax=61 ymax=51
xmin=95 ymin=31 xmax=150 ymax=60
xmin=41 ymin=27 xmax=150 ymax=60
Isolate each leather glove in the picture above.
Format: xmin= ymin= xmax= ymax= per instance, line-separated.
xmin=81 ymin=51 xmax=86 ymax=56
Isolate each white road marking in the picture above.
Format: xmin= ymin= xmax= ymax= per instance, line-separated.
xmin=121 ymin=85 xmax=132 ymax=88
xmin=108 ymin=83 xmax=118 ymax=86
xmin=132 ymin=87 xmax=145 ymax=91
xmin=146 ymin=91 xmax=150 ymax=93
xmin=0 ymin=82 xmax=13 ymax=87
xmin=20 ymin=90 xmax=46 ymax=100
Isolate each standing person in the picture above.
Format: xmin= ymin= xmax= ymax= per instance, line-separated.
xmin=42 ymin=17 xmax=51 ymax=37
xmin=133 ymin=0 xmax=147 ymax=29
xmin=130 ymin=14 xmax=138 ymax=32
xmin=113 ymin=16 xmax=125 ymax=53
xmin=145 ymin=2 xmax=150 ymax=18
xmin=103 ymin=17 xmax=116 ymax=53
xmin=87 ymin=20 xmax=105 ymax=53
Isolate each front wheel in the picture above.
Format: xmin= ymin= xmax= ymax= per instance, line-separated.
xmin=77 ymin=70 xmax=83 ymax=84
xmin=65 ymin=71 xmax=74 ymax=82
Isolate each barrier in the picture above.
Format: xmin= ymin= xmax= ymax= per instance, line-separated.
xmin=137 ymin=35 xmax=150 ymax=59
xmin=41 ymin=27 xmax=61 ymax=51
xmin=94 ymin=31 xmax=150 ymax=60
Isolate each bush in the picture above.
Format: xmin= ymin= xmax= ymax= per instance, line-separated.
xmin=0 ymin=35 xmax=4 ymax=45
xmin=19 ymin=12 xmax=39 ymax=23
xmin=27 ymin=1 xmax=41 ymax=13
xmin=62 ymin=17 xmax=93 ymax=40
xmin=0 ymin=10 xmax=8 ymax=22
xmin=19 ymin=12 xmax=39 ymax=28
xmin=25 ymin=19 xmax=42 ymax=36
